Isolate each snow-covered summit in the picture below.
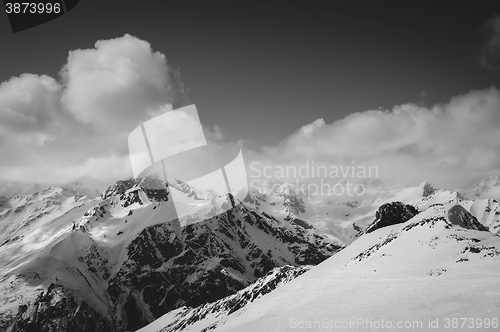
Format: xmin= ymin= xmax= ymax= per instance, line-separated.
xmin=463 ymin=174 xmax=500 ymax=199
xmin=203 ymin=203 xmax=500 ymax=332
xmin=0 ymin=176 xmax=342 ymax=332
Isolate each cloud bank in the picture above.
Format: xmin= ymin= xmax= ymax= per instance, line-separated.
xmin=1 ymin=34 xmax=499 ymax=194
xmin=250 ymin=87 xmax=500 ymax=189
xmin=0 ymin=34 xmax=180 ymax=191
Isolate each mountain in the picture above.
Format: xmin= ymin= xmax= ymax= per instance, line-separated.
xmin=463 ymin=174 xmax=500 ymax=199
xmin=469 ymin=198 xmax=500 ymax=235
xmin=0 ymin=186 xmax=96 ymax=274
xmin=136 ymin=180 xmax=500 ymax=332
xmin=0 ymin=178 xmax=342 ymax=332
xmin=202 ymin=203 xmax=500 ymax=331
xmin=242 ymin=180 xmax=467 ymax=243
xmin=137 ymin=265 xmax=311 ymax=332
xmin=0 ymin=180 xmax=100 ymax=199
xmin=2 ymin=178 xmax=500 ymax=332
xmin=61 ymin=181 xmax=101 ymax=200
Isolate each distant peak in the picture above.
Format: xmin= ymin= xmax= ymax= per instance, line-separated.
xmin=417 ymin=180 xmax=431 ymax=187
xmin=418 ymin=181 xmax=436 ymax=197
xmin=463 ymin=174 xmax=500 ymax=200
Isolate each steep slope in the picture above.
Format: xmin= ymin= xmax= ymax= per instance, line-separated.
xmin=468 ymin=198 xmax=500 ymax=235
xmin=0 ymin=187 xmax=97 ymax=276
xmin=206 ymin=204 xmax=500 ymax=332
xmin=447 ymin=204 xmax=489 ymax=231
xmin=105 ymin=191 xmax=341 ymax=331
xmin=0 ymin=179 xmax=342 ymax=332
xmin=137 ymin=265 xmax=310 ymax=332
xmin=3 ymin=178 xmax=500 ymax=332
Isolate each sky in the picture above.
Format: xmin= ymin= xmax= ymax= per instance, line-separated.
xmin=1 ymin=1 xmax=500 ymax=192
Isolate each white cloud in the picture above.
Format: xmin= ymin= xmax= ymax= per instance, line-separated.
xmin=0 ymin=74 xmax=63 ymax=140
xmin=1 ymin=34 xmax=499 ymax=193
xmin=0 ymin=35 xmax=179 ymax=191
xmin=252 ymin=87 xmax=500 ymax=189
xmin=62 ymin=33 xmax=175 ymax=131
xmin=299 ymin=118 xmax=325 ymax=137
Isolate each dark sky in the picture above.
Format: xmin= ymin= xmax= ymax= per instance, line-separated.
xmin=1 ymin=1 xmax=500 ymax=147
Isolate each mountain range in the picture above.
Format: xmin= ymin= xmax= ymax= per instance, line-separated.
xmin=0 ymin=175 xmax=499 ymax=331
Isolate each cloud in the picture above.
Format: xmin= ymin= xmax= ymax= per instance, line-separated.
xmin=299 ymin=118 xmax=325 ymax=137
xmin=252 ymin=87 xmax=500 ymax=189
xmin=0 ymin=74 xmax=63 ymax=142
xmin=2 ymin=34 xmax=499 ymax=193
xmin=203 ymin=124 xmax=225 ymax=142
xmin=0 ymin=34 xmax=181 ymax=190
xmin=479 ymin=15 xmax=500 ymax=69
xmin=62 ymin=34 xmax=176 ymax=131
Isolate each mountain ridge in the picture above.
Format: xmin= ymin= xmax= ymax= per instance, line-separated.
xmin=0 ymin=177 xmax=342 ymax=332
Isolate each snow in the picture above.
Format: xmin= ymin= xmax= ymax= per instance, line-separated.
xmin=0 ymin=187 xmax=97 ymax=275
xmin=210 ymin=206 xmax=500 ymax=331
xmin=2 ymin=178 xmax=500 ymax=331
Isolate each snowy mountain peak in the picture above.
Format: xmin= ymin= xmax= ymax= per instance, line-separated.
xmin=0 ymin=176 xmax=342 ymax=332
xmin=2 ymin=175 xmax=500 ymax=332
xmin=417 ymin=180 xmax=436 ymax=197
xmin=271 ymin=182 xmax=305 ymax=197
xmin=100 ymin=179 xmax=138 ymax=199
xmin=464 ymin=174 xmax=500 ymax=199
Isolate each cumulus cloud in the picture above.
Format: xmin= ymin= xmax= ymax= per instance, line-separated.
xmin=0 ymin=34 xmax=182 ymax=190
xmin=252 ymin=87 xmax=500 ymax=189
xmin=0 ymin=74 xmax=63 ymax=144
xmin=479 ymin=15 xmax=500 ymax=69
xmin=62 ymin=34 xmax=176 ymax=130
xmin=2 ymin=34 xmax=499 ymax=194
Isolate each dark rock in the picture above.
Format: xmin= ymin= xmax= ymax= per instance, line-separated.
xmin=364 ymin=202 xmax=419 ymax=234
xmin=447 ymin=205 xmax=489 ymax=231
xmin=8 ymin=284 xmax=113 ymax=332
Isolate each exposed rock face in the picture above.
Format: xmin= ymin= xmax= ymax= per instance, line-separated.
xmin=422 ymin=181 xmax=436 ymax=197
xmin=447 ymin=205 xmax=489 ymax=231
xmin=287 ymin=217 xmax=314 ymax=230
xmin=107 ymin=201 xmax=341 ymax=331
xmin=271 ymin=184 xmax=306 ymax=215
xmin=0 ymin=179 xmax=342 ymax=332
xmin=152 ymin=265 xmax=311 ymax=332
xmin=7 ymin=284 xmax=113 ymax=332
xmin=364 ymin=202 xmax=419 ymax=234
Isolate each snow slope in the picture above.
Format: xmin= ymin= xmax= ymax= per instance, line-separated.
xmin=137 ymin=265 xmax=311 ymax=332
xmin=207 ymin=204 xmax=500 ymax=332
xmin=0 ymin=178 xmax=341 ymax=332
xmin=2 ymin=178 xmax=500 ymax=332
xmin=0 ymin=187 xmax=97 ymax=275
